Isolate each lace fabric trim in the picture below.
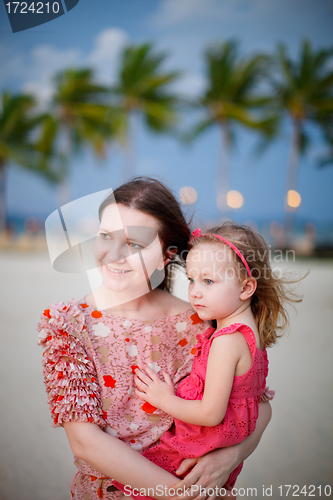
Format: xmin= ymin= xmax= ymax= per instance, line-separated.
xmin=37 ymin=299 xmax=106 ymax=428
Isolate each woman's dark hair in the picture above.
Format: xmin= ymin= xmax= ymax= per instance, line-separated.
xmin=99 ymin=177 xmax=191 ymax=292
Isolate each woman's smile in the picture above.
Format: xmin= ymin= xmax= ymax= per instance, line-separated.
xmin=104 ymin=265 xmax=132 ymax=276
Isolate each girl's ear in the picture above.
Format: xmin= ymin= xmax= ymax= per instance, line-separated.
xmin=240 ymin=278 xmax=257 ymax=301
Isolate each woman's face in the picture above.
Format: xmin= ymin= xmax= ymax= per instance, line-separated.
xmin=94 ymin=203 xmax=165 ymax=293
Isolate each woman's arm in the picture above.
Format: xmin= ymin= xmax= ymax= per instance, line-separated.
xmin=64 ymin=421 xmax=179 ymax=498
xmin=171 ymin=401 xmax=272 ymax=500
xmin=64 ymin=402 xmax=270 ymax=500
xmin=64 ymin=400 xmax=270 ymax=500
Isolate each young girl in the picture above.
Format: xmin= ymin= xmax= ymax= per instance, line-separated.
xmin=113 ymin=221 xmax=300 ymax=497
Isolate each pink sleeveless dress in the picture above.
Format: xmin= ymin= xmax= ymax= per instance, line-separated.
xmin=113 ymin=322 xmax=269 ymax=494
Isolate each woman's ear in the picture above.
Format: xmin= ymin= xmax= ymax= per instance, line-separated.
xmin=239 ymin=278 xmax=257 ymax=301
xmin=157 ymin=247 xmax=178 ymax=271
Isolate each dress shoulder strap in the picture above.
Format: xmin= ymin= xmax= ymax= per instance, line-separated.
xmin=210 ymin=323 xmax=257 ymax=361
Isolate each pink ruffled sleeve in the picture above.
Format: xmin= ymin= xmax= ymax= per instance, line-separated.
xmin=37 ymin=299 xmax=106 ymax=429
xmin=261 ymin=387 xmax=275 ymax=402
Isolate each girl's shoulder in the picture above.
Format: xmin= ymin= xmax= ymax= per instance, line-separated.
xmin=210 ymin=323 xmax=265 ymax=370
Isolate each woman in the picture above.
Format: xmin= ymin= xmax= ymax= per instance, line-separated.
xmin=38 ymin=177 xmax=272 ymax=500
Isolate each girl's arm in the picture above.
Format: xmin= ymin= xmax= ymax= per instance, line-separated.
xmin=135 ymin=333 xmax=245 ymax=426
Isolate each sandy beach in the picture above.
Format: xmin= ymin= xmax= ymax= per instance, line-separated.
xmin=0 ymin=252 xmax=332 ymax=500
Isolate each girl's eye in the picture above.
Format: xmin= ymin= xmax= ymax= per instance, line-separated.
xmin=187 ymin=277 xmax=194 ymax=284
xmin=204 ymin=279 xmax=213 ymax=285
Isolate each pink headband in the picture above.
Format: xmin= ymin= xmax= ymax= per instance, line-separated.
xmin=190 ymin=228 xmax=252 ymax=277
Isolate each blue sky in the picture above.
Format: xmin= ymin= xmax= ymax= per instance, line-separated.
xmin=1 ymin=0 xmax=333 ymax=226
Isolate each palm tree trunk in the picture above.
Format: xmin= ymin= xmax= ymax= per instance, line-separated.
xmin=0 ymin=159 xmax=7 ymax=233
xmin=122 ymin=112 xmax=136 ymax=182
xmin=216 ymin=121 xmax=230 ymax=214
xmin=58 ymin=175 xmax=71 ymax=208
xmin=57 ymin=125 xmax=71 ymax=208
xmin=284 ymin=119 xmax=302 ymax=233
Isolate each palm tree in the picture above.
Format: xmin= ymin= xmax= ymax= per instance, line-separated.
xmin=271 ymin=40 xmax=333 ymax=218
xmin=111 ymin=43 xmax=181 ymax=180
xmin=37 ymin=68 xmax=118 ymax=205
xmin=0 ymin=92 xmax=58 ymax=233
xmin=317 ymin=109 xmax=333 ymax=168
xmin=188 ymin=40 xmax=276 ymax=212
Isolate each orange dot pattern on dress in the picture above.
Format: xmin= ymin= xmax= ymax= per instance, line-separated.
xmin=103 ymin=375 xmax=116 ymax=388
xmin=142 ymin=401 xmax=157 ymax=414
xmin=190 ymin=312 xmax=203 ymax=325
xmin=37 ymin=299 xmax=106 ymax=429
xmin=91 ymin=310 xmax=102 ymax=319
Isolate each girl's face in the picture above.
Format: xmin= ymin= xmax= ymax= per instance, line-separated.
xmin=186 ymin=242 xmax=245 ymax=323
xmin=94 ymin=203 xmax=166 ymax=293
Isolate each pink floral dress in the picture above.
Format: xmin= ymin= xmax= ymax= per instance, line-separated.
xmin=37 ymin=299 xmax=208 ymax=500
xmin=113 ymin=322 xmax=270 ymax=496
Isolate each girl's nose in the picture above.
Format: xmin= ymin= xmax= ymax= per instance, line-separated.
xmin=190 ymin=284 xmax=202 ymax=298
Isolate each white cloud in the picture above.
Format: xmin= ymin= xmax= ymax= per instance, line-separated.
xmin=171 ymin=72 xmax=206 ymax=98
xmin=23 ymin=44 xmax=80 ymax=105
xmin=3 ymin=27 xmax=128 ymax=106
xmin=86 ymin=28 xmax=128 ymax=84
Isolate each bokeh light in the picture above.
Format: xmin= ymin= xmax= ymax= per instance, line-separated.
xmin=227 ymin=190 xmax=244 ymax=209
xmin=179 ymin=186 xmax=198 ymax=205
xmin=287 ymin=190 xmax=302 ymax=208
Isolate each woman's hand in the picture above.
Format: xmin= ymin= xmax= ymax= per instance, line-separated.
xmin=168 ymin=448 xmax=238 ymax=500
xmin=134 ymin=366 xmax=175 ymax=409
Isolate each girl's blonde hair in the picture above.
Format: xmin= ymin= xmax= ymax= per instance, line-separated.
xmin=190 ymin=221 xmax=303 ymax=347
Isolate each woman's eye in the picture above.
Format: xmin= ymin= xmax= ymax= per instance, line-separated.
xmin=100 ymin=233 xmax=111 ymax=240
xmin=204 ymin=279 xmax=213 ymax=285
xmin=187 ymin=277 xmax=194 ymax=284
xmin=129 ymin=242 xmax=143 ymax=249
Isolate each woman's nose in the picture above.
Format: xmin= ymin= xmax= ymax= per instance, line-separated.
xmin=105 ymin=241 xmax=128 ymax=263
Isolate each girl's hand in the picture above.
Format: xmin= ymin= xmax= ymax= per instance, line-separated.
xmin=134 ymin=366 xmax=175 ymax=410
xmin=168 ymin=447 xmax=239 ymax=500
